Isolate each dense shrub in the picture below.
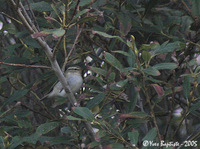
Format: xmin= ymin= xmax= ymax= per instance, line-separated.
xmin=0 ymin=0 xmax=200 ymax=148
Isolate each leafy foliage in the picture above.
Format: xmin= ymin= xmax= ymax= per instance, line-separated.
xmin=0 ymin=0 xmax=200 ymax=148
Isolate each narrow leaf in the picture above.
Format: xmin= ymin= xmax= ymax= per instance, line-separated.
xmin=67 ymin=115 xmax=83 ymax=121
xmin=143 ymin=67 xmax=160 ymax=76
xmin=142 ymin=128 xmax=157 ymax=141
xmin=77 ymin=16 xmax=97 ymax=24
xmin=116 ymin=79 xmax=128 ymax=88
xmin=127 ymin=48 xmax=136 ymax=67
xmin=89 ymin=66 xmax=107 ymax=76
xmin=42 ymin=28 xmax=65 ymax=38
xmin=92 ymin=31 xmax=125 ymax=43
xmin=30 ymin=1 xmax=52 ymax=12
xmin=154 ymin=41 xmax=180 ymax=55
xmin=112 ymin=51 xmax=131 ymax=57
xmin=128 ymin=131 xmax=139 ymax=145
xmin=191 ymin=0 xmax=200 ymax=16
xmin=86 ymin=93 xmax=106 ymax=109
xmin=183 ymin=76 xmax=191 ymax=98
xmin=151 ymin=84 xmax=164 ymax=97
xmin=61 ymin=127 xmax=71 ymax=134
xmin=189 ymin=99 xmax=200 ymax=112
xmin=153 ymin=63 xmax=178 ymax=70
xmin=0 ymin=136 xmax=5 ymax=149
xmin=36 ymin=122 xmax=60 ymax=135
xmin=73 ymin=9 xmax=89 ymax=20
xmin=73 ymin=107 xmax=95 ymax=121
xmin=104 ymin=52 xmax=123 ymax=70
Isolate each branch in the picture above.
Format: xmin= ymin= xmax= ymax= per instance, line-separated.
xmin=0 ymin=62 xmax=51 ymax=69
xmin=62 ymin=24 xmax=84 ymax=71
xmin=9 ymin=1 xmax=102 ymax=148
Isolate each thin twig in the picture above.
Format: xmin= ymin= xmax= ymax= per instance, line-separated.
xmin=0 ymin=62 xmax=51 ymax=69
xmin=69 ymin=0 xmax=80 ymax=22
xmin=19 ymin=1 xmax=38 ymax=32
xmin=52 ymin=35 xmax=65 ymax=60
xmin=62 ymin=24 xmax=84 ymax=71
xmin=181 ymin=0 xmax=191 ymax=14
xmin=25 ymin=0 xmax=40 ymax=31
xmin=0 ymin=11 xmax=22 ymax=24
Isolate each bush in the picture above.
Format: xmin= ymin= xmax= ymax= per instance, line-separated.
xmin=0 ymin=0 xmax=200 ymax=148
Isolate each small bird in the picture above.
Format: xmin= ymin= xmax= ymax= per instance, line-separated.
xmin=45 ymin=66 xmax=83 ymax=99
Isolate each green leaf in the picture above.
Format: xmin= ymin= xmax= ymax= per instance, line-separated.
xmin=116 ymin=79 xmax=128 ymax=88
xmin=140 ymin=43 xmax=159 ymax=51
xmin=104 ymin=52 xmax=123 ymax=70
xmin=79 ymin=0 xmax=91 ymax=6
xmin=191 ymin=0 xmax=200 ymax=17
xmin=127 ymin=48 xmax=136 ymax=67
xmin=90 ymin=66 xmax=107 ymax=76
xmin=0 ymin=136 xmax=5 ymax=149
xmin=154 ymin=41 xmax=180 ymax=55
xmin=128 ymin=131 xmax=139 ymax=145
xmin=23 ymin=37 xmax=41 ymax=48
xmin=146 ymin=77 xmax=162 ymax=83
xmin=0 ymin=89 xmax=29 ymax=110
xmin=67 ymin=115 xmax=83 ymax=121
xmin=108 ymin=72 xmax=116 ymax=82
xmin=143 ymin=67 xmax=160 ymax=76
xmin=112 ymin=51 xmax=131 ymax=57
xmin=0 ymin=76 xmax=7 ymax=84
xmin=153 ymin=63 xmax=178 ymax=70
xmin=36 ymin=122 xmax=60 ymax=135
xmin=93 ymin=31 xmax=125 ymax=43
xmin=183 ymin=76 xmax=191 ymax=99
xmin=21 ymin=133 xmax=40 ymax=144
xmin=49 ymin=136 xmax=73 ymax=145
xmin=9 ymin=134 xmax=40 ymax=149
xmin=142 ymin=128 xmax=157 ymax=141
xmin=117 ymin=12 xmax=132 ymax=36
xmin=4 ymin=44 xmax=21 ymax=56
xmin=9 ymin=136 xmax=23 ymax=149
xmin=88 ymin=141 xmax=101 ymax=148
xmin=189 ymin=99 xmax=200 ymax=112
xmin=43 ymin=28 xmax=65 ymax=38
xmin=61 ymin=127 xmax=71 ymax=134
xmin=30 ymin=1 xmax=53 ymax=12
xmin=164 ymin=86 xmax=182 ymax=96
xmin=3 ymin=23 xmax=17 ymax=34
xmin=73 ymin=9 xmax=89 ymax=20
xmin=73 ymin=107 xmax=95 ymax=121
xmin=77 ymin=16 xmax=97 ymax=24
xmin=87 ymin=93 xmax=106 ymax=109
xmin=142 ymin=51 xmax=152 ymax=62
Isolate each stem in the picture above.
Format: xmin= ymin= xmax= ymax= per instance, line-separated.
xmin=144 ymin=86 xmax=162 ymax=142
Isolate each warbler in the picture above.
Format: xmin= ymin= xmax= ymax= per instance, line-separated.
xmin=44 ymin=66 xmax=83 ymax=99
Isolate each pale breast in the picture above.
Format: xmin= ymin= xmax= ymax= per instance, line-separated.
xmin=66 ymin=74 xmax=83 ymax=93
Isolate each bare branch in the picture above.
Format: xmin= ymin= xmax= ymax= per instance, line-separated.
xmin=0 ymin=62 xmax=51 ymax=69
xmin=62 ymin=25 xmax=84 ymax=71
